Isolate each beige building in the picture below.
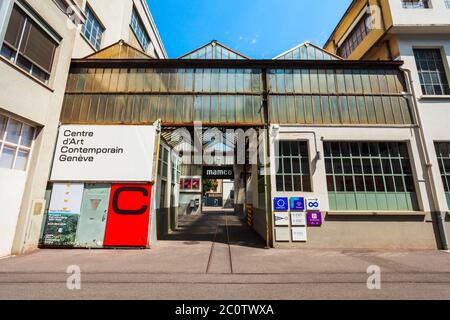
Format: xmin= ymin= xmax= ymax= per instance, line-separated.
xmin=324 ymin=0 xmax=450 ymax=250
xmin=0 ymin=0 xmax=165 ymax=257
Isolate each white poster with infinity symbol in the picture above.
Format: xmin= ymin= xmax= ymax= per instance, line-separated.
xmin=306 ymin=198 xmax=320 ymax=211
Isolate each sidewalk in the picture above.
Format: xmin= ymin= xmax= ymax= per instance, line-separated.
xmin=0 ymin=244 xmax=449 ymax=299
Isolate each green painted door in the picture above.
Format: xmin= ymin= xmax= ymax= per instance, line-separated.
xmin=75 ymin=184 xmax=110 ymax=248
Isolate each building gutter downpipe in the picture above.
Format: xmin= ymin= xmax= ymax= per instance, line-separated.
xmin=401 ymin=67 xmax=448 ymax=250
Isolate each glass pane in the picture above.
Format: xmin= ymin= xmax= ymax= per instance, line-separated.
xmin=20 ymin=124 xmax=34 ymax=147
xmin=0 ymin=114 xmax=6 ymax=138
xmin=14 ymin=149 xmax=29 ymax=170
xmin=5 ymin=118 xmax=22 ymax=144
xmin=0 ymin=145 xmax=16 ymax=169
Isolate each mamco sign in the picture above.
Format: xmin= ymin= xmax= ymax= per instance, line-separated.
xmin=203 ymin=166 xmax=234 ymax=179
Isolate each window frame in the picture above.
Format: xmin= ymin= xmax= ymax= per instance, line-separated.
xmin=81 ymin=2 xmax=105 ymax=51
xmin=413 ymin=47 xmax=450 ymax=96
xmin=0 ymin=2 xmax=61 ymax=85
xmin=130 ymin=6 xmax=150 ymax=52
xmin=275 ymin=140 xmax=312 ymax=193
xmin=401 ymin=0 xmax=432 ymax=9
xmin=0 ymin=113 xmax=36 ymax=171
xmin=337 ymin=9 xmax=373 ymax=59
xmin=434 ymin=142 xmax=450 ymax=208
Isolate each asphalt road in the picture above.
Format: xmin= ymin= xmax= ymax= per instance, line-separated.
xmin=0 ymin=211 xmax=449 ymax=300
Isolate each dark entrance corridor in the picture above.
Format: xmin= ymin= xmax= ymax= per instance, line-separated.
xmin=159 ymin=209 xmax=265 ymax=273
xmin=160 ymin=209 xmax=265 ymax=248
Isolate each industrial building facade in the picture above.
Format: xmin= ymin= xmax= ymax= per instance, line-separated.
xmin=37 ymin=40 xmax=449 ymax=250
xmin=1 ymin=0 xmax=449 ymax=256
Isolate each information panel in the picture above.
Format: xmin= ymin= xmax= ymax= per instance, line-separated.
xmin=50 ymin=125 xmax=156 ymax=182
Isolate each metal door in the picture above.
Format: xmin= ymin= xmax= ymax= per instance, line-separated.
xmin=75 ymin=184 xmax=110 ymax=248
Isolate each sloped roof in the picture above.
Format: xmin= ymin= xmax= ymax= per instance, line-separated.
xmin=84 ymin=40 xmax=154 ymax=60
xmin=179 ymin=40 xmax=250 ymax=60
xmin=274 ymin=42 xmax=343 ymax=60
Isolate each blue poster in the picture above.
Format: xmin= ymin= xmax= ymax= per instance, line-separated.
xmin=290 ymin=197 xmax=305 ymax=211
xmin=273 ymin=197 xmax=289 ymax=211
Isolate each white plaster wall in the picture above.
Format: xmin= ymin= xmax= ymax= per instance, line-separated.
xmin=388 ymin=0 xmax=450 ymax=28
xmin=222 ymin=179 xmax=234 ymax=204
xmin=72 ymin=0 xmax=166 ymax=59
xmin=397 ymin=34 xmax=450 ymax=211
xmin=0 ymin=169 xmax=26 ymax=257
xmin=0 ymin=0 xmax=79 ymax=255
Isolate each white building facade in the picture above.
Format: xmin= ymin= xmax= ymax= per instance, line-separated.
xmin=0 ymin=0 xmax=165 ymax=257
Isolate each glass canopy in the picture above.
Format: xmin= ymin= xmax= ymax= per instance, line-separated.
xmin=179 ymin=41 xmax=250 ymax=60
xmin=274 ymin=42 xmax=342 ymax=60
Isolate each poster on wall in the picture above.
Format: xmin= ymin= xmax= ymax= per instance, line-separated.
xmin=43 ymin=183 xmax=84 ymax=247
xmin=291 ymin=212 xmax=306 ymax=226
xmin=103 ymin=184 xmax=152 ymax=247
xmin=50 ymin=125 xmax=156 ymax=182
xmin=274 ymin=212 xmax=290 ymax=226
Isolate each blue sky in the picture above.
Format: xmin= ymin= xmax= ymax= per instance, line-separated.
xmin=147 ymin=0 xmax=352 ymax=59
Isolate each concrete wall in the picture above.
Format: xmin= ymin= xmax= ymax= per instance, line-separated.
xmin=269 ymin=125 xmax=439 ymax=249
xmin=72 ymin=0 xmax=166 ymax=59
xmin=389 ymin=0 xmax=450 ymax=30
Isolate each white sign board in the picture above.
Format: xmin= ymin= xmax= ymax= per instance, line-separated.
xmin=274 ymin=212 xmax=290 ymax=226
xmin=275 ymin=228 xmax=290 ymax=242
xmin=292 ymin=227 xmax=308 ymax=242
xmin=291 ymin=212 xmax=306 ymax=226
xmin=306 ymin=198 xmax=320 ymax=211
xmin=51 ymin=125 xmax=156 ymax=182
xmin=48 ymin=183 xmax=84 ymax=214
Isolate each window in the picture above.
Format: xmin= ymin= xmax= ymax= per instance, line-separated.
xmin=130 ymin=7 xmax=150 ymax=51
xmin=337 ymin=13 xmax=372 ymax=59
xmin=325 ymin=142 xmax=415 ymax=192
xmin=325 ymin=142 xmax=418 ymax=211
xmin=446 ymin=0 xmax=450 ymax=8
xmin=414 ymin=49 xmax=450 ymax=96
xmin=275 ymin=141 xmax=311 ymax=192
xmin=402 ymin=0 xmax=431 ymax=8
xmin=0 ymin=5 xmax=57 ymax=84
xmin=82 ymin=4 xmax=104 ymax=51
xmin=435 ymin=142 xmax=450 ymax=208
xmin=0 ymin=114 xmax=35 ymax=171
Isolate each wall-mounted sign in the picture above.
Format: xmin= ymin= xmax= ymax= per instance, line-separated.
xmin=290 ymin=197 xmax=305 ymax=211
xmin=307 ymin=212 xmax=323 ymax=227
xmin=50 ymin=125 xmax=156 ymax=182
xmin=306 ymin=198 xmax=320 ymax=211
xmin=43 ymin=183 xmax=84 ymax=247
xmin=291 ymin=212 xmax=306 ymax=226
xmin=274 ymin=212 xmax=290 ymax=226
xmin=292 ymin=227 xmax=308 ymax=242
xmin=275 ymin=228 xmax=290 ymax=242
xmin=180 ymin=177 xmax=201 ymax=192
xmin=273 ymin=197 xmax=289 ymax=211
xmin=202 ymin=166 xmax=234 ymax=179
